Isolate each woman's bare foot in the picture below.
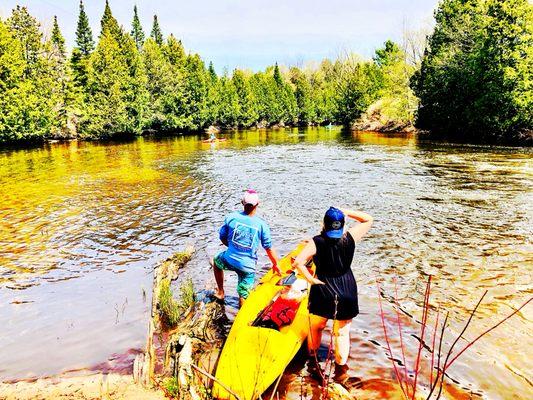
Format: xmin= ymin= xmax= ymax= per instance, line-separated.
xmin=214 ymin=289 xmax=225 ymax=301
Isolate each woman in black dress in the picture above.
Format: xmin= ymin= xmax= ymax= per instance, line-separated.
xmin=293 ymin=207 xmax=373 ymax=382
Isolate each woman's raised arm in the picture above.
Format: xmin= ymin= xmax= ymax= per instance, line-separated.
xmin=340 ymin=208 xmax=373 ymax=242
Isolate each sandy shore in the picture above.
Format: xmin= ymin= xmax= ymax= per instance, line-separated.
xmin=0 ymin=373 xmax=165 ymax=400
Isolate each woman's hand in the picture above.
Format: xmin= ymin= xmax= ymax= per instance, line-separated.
xmin=310 ymin=277 xmax=325 ymax=285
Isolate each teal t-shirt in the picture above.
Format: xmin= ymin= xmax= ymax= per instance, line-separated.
xmin=219 ymin=211 xmax=272 ymax=273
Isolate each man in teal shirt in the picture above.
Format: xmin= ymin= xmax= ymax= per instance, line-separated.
xmin=211 ymin=189 xmax=279 ymax=306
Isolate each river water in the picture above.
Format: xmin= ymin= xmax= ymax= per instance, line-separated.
xmin=0 ymin=128 xmax=531 ymax=399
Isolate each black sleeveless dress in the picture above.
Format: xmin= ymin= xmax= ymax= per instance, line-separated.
xmin=308 ymin=232 xmax=359 ymax=320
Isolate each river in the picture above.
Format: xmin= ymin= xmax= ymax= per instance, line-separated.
xmin=0 ymin=128 xmax=531 ymax=399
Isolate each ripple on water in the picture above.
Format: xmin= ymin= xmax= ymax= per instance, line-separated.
xmin=0 ymin=130 xmax=531 ymax=398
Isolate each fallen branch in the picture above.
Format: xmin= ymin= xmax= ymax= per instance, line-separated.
xmin=191 ymin=363 xmax=242 ymax=400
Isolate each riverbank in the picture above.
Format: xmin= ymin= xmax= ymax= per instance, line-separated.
xmin=0 ymin=373 xmax=165 ymax=400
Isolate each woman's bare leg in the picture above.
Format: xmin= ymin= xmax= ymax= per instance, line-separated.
xmin=333 ymin=319 xmax=352 ymax=365
xmin=308 ymin=314 xmax=328 ymax=355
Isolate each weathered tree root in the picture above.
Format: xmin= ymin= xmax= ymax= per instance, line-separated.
xmin=134 ymin=247 xmax=195 ymax=387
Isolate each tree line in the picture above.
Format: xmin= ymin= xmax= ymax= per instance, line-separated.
xmin=0 ymin=0 xmax=530 ymax=144
xmin=412 ymin=0 xmax=532 ymax=143
xmin=0 ymin=1 xmax=414 ymax=143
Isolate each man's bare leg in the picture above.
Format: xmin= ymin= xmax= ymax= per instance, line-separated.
xmin=210 ymin=257 xmax=225 ymax=300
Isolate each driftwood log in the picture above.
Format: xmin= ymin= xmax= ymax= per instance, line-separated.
xmin=133 ymin=247 xmax=229 ymax=399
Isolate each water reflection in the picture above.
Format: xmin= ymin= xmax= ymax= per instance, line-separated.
xmin=0 ymin=129 xmax=531 ymax=399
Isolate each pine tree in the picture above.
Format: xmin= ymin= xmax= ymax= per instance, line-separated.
xmin=75 ymin=0 xmax=94 ymax=56
xmin=0 ymin=18 xmax=37 ymax=141
xmin=4 ymin=9 xmax=60 ymax=141
xmin=71 ymin=0 xmax=94 ymax=88
xmin=100 ymin=0 xmax=122 ymax=40
xmin=159 ymin=36 xmax=190 ymax=130
xmin=273 ymin=62 xmax=283 ymax=86
xmin=208 ymin=62 xmax=217 ymax=83
xmin=164 ymin=34 xmax=185 ymax=66
xmin=184 ymin=54 xmax=209 ymax=129
xmin=143 ymin=38 xmax=172 ymax=129
xmin=214 ymin=75 xmax=240 ymax=127
xmin=6 ymin=6 xmax=42 ymax=76
xmin=290 ymin=67 xmax=316 ymax=125
xmin=130 ymin=5 xmax=145 ymax=50
xmin=51 ymin=16 xmax=66 ymax=58
xmin=150 ymin=15 xmax=163 ymax=45
xmin=232 ymin=69 xmax=258 ymax=127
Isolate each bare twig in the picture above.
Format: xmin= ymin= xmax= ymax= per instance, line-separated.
xmin=377 ymin=280 xmax=408 ymax=399
xmin=444 ymin=297 xmax=532 ymax=370
xmin=435 ymin=291 xmax=487 ymax=400
xmin=429 ymin=310 xmax=440 ymax=388
xmin=394 ymin=277 xmax=410 ymax=398
xmin=412 ymin=276 xmax=431 ymax=400
xmin=426 ymin=312 xmax=448 ymax=399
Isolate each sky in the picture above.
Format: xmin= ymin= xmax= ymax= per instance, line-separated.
xmin=0 ymin=0 xmax=439 ymax=72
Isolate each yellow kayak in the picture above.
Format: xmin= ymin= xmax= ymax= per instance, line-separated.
xmin=213 ymin=242 xmax=314 ymax=400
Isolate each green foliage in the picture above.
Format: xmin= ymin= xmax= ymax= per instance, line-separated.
xmin=0 ymin=3 xmax=405 ymax=144
xmin=413 ymin=0 xmax=532 ymax=142
xmin=71 ymin=0 xmax=94 ymax=88
xmin=1 ymin=8 xmax=65 ymax=141
xmin=232 ymin=69 xmax=258 ymax=126
xmin=162 ymin=377 xmax=180 ymax=397
xmin=150 ymin=15 xmax=163 ymax=46
xmin=0 ymin=19 xmax=36 ymax=141
xmin=75 ymin=0 xmax=94 ymax=56
xmin=331 ymin=55 xmax=381 ymax=124
xmin=290 ymin=67 xmax=316 ymax=125
xmin=100 ymin=0 xmax=121 ymax=40
xmin=51 ymin=16 xmax=65 ymax=58
xmin=130 ymin=5 xmax=145 ymax=51
xmin=368 ymin=40 xmax=417 ymax=125
xmin=8 ymin=2 xmax=528 ymax=144
xmin=6 ymin=6 xmax=42 ymax=77
xmin=81 ymin=29 xmax=148 ymax=137
xmin=159 ymin=279 xmax=181 ymax=327
xmin=158 ymin=278 xmax=195 ymax=327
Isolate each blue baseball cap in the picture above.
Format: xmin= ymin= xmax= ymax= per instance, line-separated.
xmin=324 ymin=207 xmax=345 ymax=238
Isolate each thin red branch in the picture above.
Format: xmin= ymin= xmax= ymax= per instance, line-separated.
xmin=377 ymin=280 xmax=408 ymax=399
xmin=427 ymin=312 xmax=449 ymax=399
xmin=411 ymin=276 xmax=431 ymax=399
xmin=435 ymin=290 xmax=487 ymax=400
xmin=444 ymin=296 xmax=532 ymax=370
xmin=394 ymin=277 xmax=410 ymax=398
xmin=429 ymin=310 xmax=440 ymax=388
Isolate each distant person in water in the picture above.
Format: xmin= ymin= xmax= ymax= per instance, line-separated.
xmin=292 ymin=207 xmax=373 ymax=385
xmin=209 ymin=132 xmax=216 ymax=141
xmin=211 ymin=189 xmax=280 ymax=307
